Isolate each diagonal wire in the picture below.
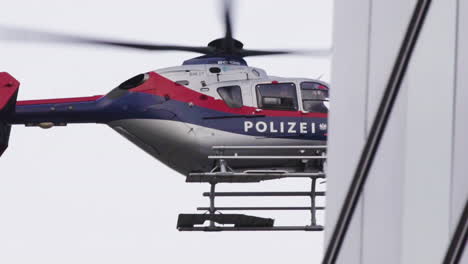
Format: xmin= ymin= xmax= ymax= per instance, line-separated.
xmin=443 ymin=198 xmax=468 ymax=264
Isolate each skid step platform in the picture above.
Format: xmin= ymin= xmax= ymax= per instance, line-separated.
xmin=177 ymin=214 xmax=274 ymax=230
xmin=177 ymin=214 xmax=323 ymax=231
xmin=178 ymin=145 xmax=326 ymax=232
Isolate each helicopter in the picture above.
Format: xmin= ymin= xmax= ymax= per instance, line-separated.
xmin=0 ymin=0 xmax=330 ymax=231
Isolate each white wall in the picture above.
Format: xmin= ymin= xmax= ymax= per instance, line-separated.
xmin=452 ymin=0 xmax=468 ymax=232
xmin=402 ymin=0 xmax=457 ymax=262
xmin=327 ymin=0 xmax=468 ymax=263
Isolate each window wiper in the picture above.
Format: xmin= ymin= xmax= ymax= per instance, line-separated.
xmin=322 ymin=1 xmax=432 ymax=263
xmin=442 ymin=198 xmax=468 ymax=264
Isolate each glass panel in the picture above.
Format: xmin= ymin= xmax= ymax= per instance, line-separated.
xmin=256 ymin=83 xmax=298 ymax=111
xmin=118 ymin=73 xmax=149 ymax=90
xmin=217 ymin=85 xmax=243 ymax=108
xmin=301 ymin=82 xmax=329 ymax=113
xmin=175 ymin=80 xmax=190 ymax=86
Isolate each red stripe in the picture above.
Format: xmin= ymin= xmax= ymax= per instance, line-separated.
xmin=133 ymin=72 xmax=328 ymax=118
xmin=17 ymin=95 xmax=103 ymax=106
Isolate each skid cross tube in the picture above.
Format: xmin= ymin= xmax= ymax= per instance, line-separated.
xmin=322 ymin=1 xmax=432 ymax=263
xmin=208 ymin=155 xmax=327 ymax=160
xmin=197 ymin=206 xmax=326 ymax=211
xmin=212 ymin=145 xmax=327 ymax=150
xmin=202 ymin=191 xmax=326 ymax=197
xmin=190 ymin=171 xmax=326 ymax=177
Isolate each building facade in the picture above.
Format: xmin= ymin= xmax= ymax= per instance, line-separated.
xmin=326 ymin=0 xmax=468 ymax=263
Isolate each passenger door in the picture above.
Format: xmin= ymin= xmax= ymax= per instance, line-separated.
xmin=201 ymin=84 xmax=248 ymax=137
xmin=299 ymin=81 xmax=329 ymax=139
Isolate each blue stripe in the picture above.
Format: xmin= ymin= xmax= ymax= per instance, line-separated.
xmin=12 ymin=91 xmax=327 ymax=140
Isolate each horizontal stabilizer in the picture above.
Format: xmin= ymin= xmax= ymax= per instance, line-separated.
xmin=0 ymin=72 xmax=20 ymax=156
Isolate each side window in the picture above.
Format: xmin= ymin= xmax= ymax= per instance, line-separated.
xmin=217 ymin=85 xmax=243 ymax=108
xmin=256 ymin=83 xmax=298 ymax=111
xmin=301 ymin=82 xmax=329 ymax=113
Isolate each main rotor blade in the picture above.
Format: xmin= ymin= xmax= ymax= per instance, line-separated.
xmin=0 ymin=26 xmax=213 ymax=54
xmin=240 ymin=48 xmax=333 ymax=57
xmin=222 ymin=0 xmax=235 ymax=51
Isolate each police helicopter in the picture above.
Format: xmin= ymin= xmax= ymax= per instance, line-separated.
xmin=0 ymin=0 xmax=330 ymax=231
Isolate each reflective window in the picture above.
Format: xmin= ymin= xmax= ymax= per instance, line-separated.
xmin=256 ymin=83 xmax=298 ymax=111
xmin=217 ymin=85 xmax=243 ymax=108
xmin=118 ymin=73 xmax=149 ymax=90
xmin=301 ymin=82 xmax=329 ymax=113
xmin=175 ymin=80 xmax=189 ymax=86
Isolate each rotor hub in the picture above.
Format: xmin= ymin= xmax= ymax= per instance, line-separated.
xmin=208 ymin=38 xmax=244 ymax=52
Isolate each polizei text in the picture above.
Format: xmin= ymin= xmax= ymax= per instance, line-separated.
xmin=244 ymin=121 xmax=326 ymax=134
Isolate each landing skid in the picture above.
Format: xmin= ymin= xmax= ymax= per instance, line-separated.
xmin=177 ymin=145 xmax=326 ymax=232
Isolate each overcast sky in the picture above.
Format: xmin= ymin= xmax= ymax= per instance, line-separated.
xmin=0 ymin=1 xmax=333 ymax=263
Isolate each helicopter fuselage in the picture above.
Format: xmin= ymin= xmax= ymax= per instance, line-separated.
xmin=9 ymin=64 xmax=328 ymax=175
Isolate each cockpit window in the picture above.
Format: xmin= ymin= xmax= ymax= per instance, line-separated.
xmin=256 ymin=83 xmax=298 ymax=111
xmin=118 ymin=73 xmax=149 ymax=90
xmin=301 ymin=82 xmax=329 ymax=113
xmin=217 ymin=85 xmax=243 ymax=108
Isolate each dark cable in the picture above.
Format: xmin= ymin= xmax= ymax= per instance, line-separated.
xmin=443 ymin=198 xmax=468 ymax=264
xmin=322 ymin=1 xmax=432 ymax=263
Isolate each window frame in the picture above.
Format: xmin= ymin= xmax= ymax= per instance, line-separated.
xmin=255 ymin=82 xmax=299 ymax=111
xmin=217 ymin=85 xmax=244 ymax=108
xmin=300 ymin=81 xmax=329 ymax=113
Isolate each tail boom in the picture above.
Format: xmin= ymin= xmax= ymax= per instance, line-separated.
xmin=0 ymin=72 xmax=105 ymax=156
xmin=13 ymin=95 xmax=104 ymax=126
